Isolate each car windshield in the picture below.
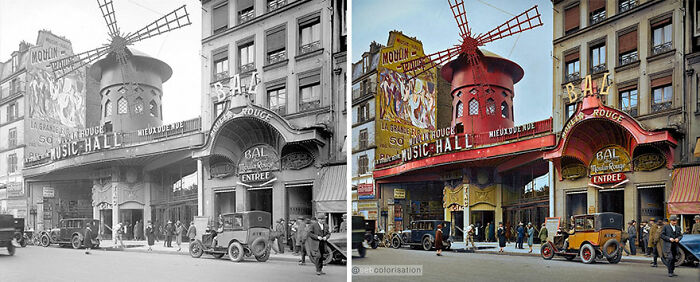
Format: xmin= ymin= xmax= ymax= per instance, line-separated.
xmin=223 ymin=214 xmax=243 ymax=229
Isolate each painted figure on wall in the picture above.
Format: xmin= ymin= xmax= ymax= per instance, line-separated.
xmin=27 ymin=67 xmax=86 ymax=128
xmin=378 ymin=68 xmax=436 ymax=130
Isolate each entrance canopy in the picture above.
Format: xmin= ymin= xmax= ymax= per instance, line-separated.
xmin=313 ymin=164 xmax=347 ymax=213
xmin=668 ymin=166 xmax=700 ymax=214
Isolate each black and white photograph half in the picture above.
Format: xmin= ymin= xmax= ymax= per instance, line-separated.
xmin=0 ymin=0 xmax=348 ymax=281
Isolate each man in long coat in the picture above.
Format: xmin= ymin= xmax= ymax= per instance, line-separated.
xmin=660 ymin=215 xmax=683 ymax=277
xmin=308 ymin=214 xmax=330 ymax=275
xmin=692 ymin=215 xmax=700 ymax=234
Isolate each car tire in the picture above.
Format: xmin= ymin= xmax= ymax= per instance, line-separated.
xmin=358 ymin=244 xmax=366 ymax=258
xmin=40 ymin=234 xmax=50 ymax=247
xmin=601 ymin=239 xmax=620 ymax=260
xmin=250 ymin=237 xmax=267 ymax=258
xmin=228 ymin=241 xmax=245 ymax=262
xmin=255 ymin=247 xmax=270 ymax=262
xmin=371 ymin=240 xmax=378 ymax=249
xmin=391 ymin=236 xmax=401 ymax=249
xmin=71 ymin=235 xmax=82 ymax=249
xmin=540 ymin=243 xmax=554 ymax=260
xmin=323 ymin=245 xmax=333 ymax=265
xmin=19 ymin=238 xmax=27 ymax=248
xmin=422 ymin=237 xmax=432 ymax=251
xmin=189 ymin=240 xmax=204 ymax=258
xmin=580 ymin=244 xmax=596 ymax=264
xmin=7 ymin=241 xmax=15 ymax=256
xmin=674 ymin=249 xmax=685 ymax=267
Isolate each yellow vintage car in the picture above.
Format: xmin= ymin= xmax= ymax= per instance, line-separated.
xmin=541 ymin=212 xmax=623 ymax=264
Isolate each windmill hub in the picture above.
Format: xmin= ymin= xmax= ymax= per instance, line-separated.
xmin=109 ymin=35 xmax=129 ymax=53
xmin=460 ymin=37 xmax=479 ymax=56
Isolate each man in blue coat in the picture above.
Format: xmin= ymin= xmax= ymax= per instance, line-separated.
xmin=660 ymin=215 xmax=683 ymax=277
xmin=516 ymin=222 xmax=525 ymax=249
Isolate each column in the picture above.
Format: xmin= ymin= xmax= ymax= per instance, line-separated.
xmin=144 ymin=173 xmax=152 ymax=225
xmin=463 ymin=182 xmax=470 ymax=244
xmin=549 ymin=162 xmax=555 ymax=217
xmin=111 ymin=167 xmax=120 ymax=229
xmin=587 ymin=186 xmax=598 ymax=214
xmin=197 ymin=159 xmax=203 ymax=216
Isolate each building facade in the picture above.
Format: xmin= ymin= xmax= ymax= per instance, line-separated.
xmin=196 ymin=0 xmax=347 ymax=230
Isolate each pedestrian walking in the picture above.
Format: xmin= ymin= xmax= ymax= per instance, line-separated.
xmin=538 ymin=222 xmax=548 ymax=244
xmin=466 ymin=224 xmax=476 ymax=250
xmin=298 ymin=218 xmax=310 ymax=265
xmin=308 ymin=214 xmax=330 ymax=275
xmin=84 ymin=222 xmax=94 ymax=255
xmin=175 ymin=220 xmax=185 ymax=251
xmin=516 ymin=222 xmax=524 ymax=249
xmin=339 ymin=214 xmax=347 ymax=233
xmin=627 ymin=220 xmax=637 ymax=255
xmin=187 ymin=221 xmax=197 ymax=242
xmin=160 ymin=224 xmax=166 ymax=246
xmin=642 ymin=220 xmax=651 ymax=256
xmin=527 ymin=223 xmax=534 ymax=253
xmin=497 ymin=222 xmax=506 ymax=252
xmin=485 ymin=222 xmax=492 ymax=243
xmin=272 ymin=218 xmax=285 ymax=254
xmin=660 ymin=215 xmax=683 ymax=277
xmin=692 ymin=215 xmax=700 ymax=234
xmin=114 ymin=222 xmax=125 ymax=248
xmin=489 ymin=221 xmax=495 ymax=242
xmin=291 ymin=217 xmax=301 ymax=255
xmin=435 ymin=224 xmax=444 ymax=256
xmin=650 ymin=219 xmax=663 ymax=267
xmin=165 ymin=220 xmax=174 ymax=248
xmin=145 ymin=220 xmax=155 ymax=251
xmin=294 ymin=217 xmax=305 ymax=255
xmin=134 ymin=220 xmax=143 ymax=241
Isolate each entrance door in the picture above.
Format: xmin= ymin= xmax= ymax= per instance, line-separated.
xmin=470 ymin=211 xmax=494 ymax=241
xmin=249 ymin=187 xmax=273 ymax=225
xmin=599 ymin=189 xmax=625 ymax=215
xmin=100 ymin=209 xmax=113 ymax=239
xmin=451 ymin=211 xmax=464 ymax=241
xmin=638 ymin=187 xmax=664 ymax=223
xmin=286 ymin=186 xmax=312 ymax=220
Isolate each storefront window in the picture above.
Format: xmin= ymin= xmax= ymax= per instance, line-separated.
xmin=172 ymin=171 xmax=197 ymax=198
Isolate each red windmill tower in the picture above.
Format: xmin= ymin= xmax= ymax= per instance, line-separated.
xmin=406 ymin=0 xmax=543 ymax=134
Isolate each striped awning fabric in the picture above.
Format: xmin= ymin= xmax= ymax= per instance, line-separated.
xmin=668 ymin=166 xmax=700 ymax=214
xmin=312 ymin=164 xmax=347 ymax=213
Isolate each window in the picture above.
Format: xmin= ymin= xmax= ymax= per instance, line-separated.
xmin=651 ymin=19 xmax=672 ymax=55
xmin=134 ymin=97 xmax=144 ymax=114
xmin=564 ymin=5 xmax=580 ymax=34
xmin=299 ymin=16 xmax=321 ymax=54
xmin=469 ymin=88 xmax=478 ymax=95
xmin=7 ymin=102 xmax=18 ymax=121
xmin=358 ymin=102 xmax=370 ymax=122
xmin=618 ymin=29 xmax=638 ymax=66
xmin=619 ymin=0 xmax=637 ymax=13
xmin=501 ymin=102 xmax=509 ymax=119
xmin=456 ymin=91 xmax=462 ymax=98
xmin=486 ymin=98 xmax=495 ymax=115
xmin=468 ymin=98 xmax=479 ymax=116
xmin=237 ymin=0 xmax=255 ymax=24
xmin=590 ymin=43 xmax=606 ymax=73
xmin=150 ymin=100 xmax=159 ymax=117
xmin=299 ymin=73 xmax=321 ymax=111
xmin=239 ymin=42 xmax=255 ymax=73
xmin=267 ymin=87 xmax=286 ymax=115
xmin=358 ymin=155 xmax=369 ymax=175
xmin=105 ymin=99 xmax=112 ymax=117
xmin=11 ymin=54 xmax=18 ymax=72
xmin=565 ymin=103 xmax=576 ymax=119
xmin=651 ymin=76 xmax=672 ymax=112
xmin=619 ymin=87 xmax=638 ymax=116
xmin=267 ymin=0 xmax=286 ymax=12
xmin=456 ymin=101 xmax=464 ymax=118
xmin=214 ymin=101 xmax=227 ymax=118
xmin=7 ymin=153 xmax=17 ymax=173
xmin=564 ymin=52 xmax=580 ymax=82
xmin=589 ymin=0 xmax=606 ymax=25
xmin=266 ymin=27 xmax=286 ymax=64
xmin=359 ymin=129 xmax=368 ymax=149
xmin=117 ymin=97 xmax=128 ymax=114
xmin=212 ymin=2 xmax=228 ymax=34
xmin=9 ymin=78 xmax=19 ymax=95
xmin=213 ymin=49 xmax=229 ymax=81
xmin=501 ymin=91 xmax=508 ymax=98
xmin=8 ymin=128 xmax=17 ymax=147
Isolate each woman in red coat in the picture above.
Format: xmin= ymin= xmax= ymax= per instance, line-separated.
xmin=435 ymin=224 xmax=444 ymax=256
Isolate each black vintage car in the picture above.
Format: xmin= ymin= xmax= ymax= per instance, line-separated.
xmin=351 ymin=216 xmax=366 ymax=257
xmin=0 ymin=214 xmax=16 ymax=255
xmin=392 ymin=220 xmax=451 ymax=251
xmin=39 ymin=218 xmax=100 ymax=249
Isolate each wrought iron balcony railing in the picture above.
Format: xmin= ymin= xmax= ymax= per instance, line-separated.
xmin=300 ymin=100 xmax=320 ymax=111
xmin=651 ymin=101 xmax=671 ymax=113
xmin=267 ymin=0 xmax=286 ymax=12
xmin=239 ymin=62 xmax=255 ymax=73
xmin=619 ymin=51 xmax=639 ymax=66
xmin=590 ymin=10 xmax=606 ymax=25
xmin=619 ymin=0 xmax=637 ymax=13
xmin=213 ymin=71 xmax=230 ymax=82
xmin=238 ymin=9 xmax=255 ymax=24
xmin=591 ymin=63 xmax=607 ymax=74
xmin=299 ymin=41 xmax=321 ymax=55
xmin=565 ymin=72 xmax=580 ymax=83
xmin=652 ymin=41 xmax=672 ymax=55
xmin=267 ymin=50 xmax=287 ymax=65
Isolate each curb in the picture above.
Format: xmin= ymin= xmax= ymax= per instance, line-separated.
xmin=451 ymin=249 xmax=654 ymax=264
xmin=100 ymin=246 xmax=302 ymax=262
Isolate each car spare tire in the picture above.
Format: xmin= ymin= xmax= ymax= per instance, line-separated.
xmin=602 ymin=239 xmax=620 ymax=260
xmin=250 ymin=237 xmax=268 ymax=257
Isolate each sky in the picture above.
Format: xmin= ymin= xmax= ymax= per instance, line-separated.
xmin=351 ymin=0 xmax=554 ymax=125
xmin=0 ymin=0 xmax=202 ymax=124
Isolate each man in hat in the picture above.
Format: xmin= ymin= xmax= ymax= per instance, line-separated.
xmin=165 ymin=220 xmax=174 ymax=248
xmin=516 ymin=222 xmax=525 ymax=249
xmin=660 ymin=215 xmax=683 ymax=277
xmin=273 ymin=218 xmax=286 ymax=254
xmin=308 ymin=213 xmax=330 ymax=275
xmin=627 ymin=220 xmax=637 ymax=255
xmin=692 ymin=215 xmax=700 ymax=234
xmin=298 ymin=218 xmax=310 ymax=265
xmin=650 ymin=219 xmax=662 ymax=267
xmin=339 ymin=214 xmax=347 ymax=233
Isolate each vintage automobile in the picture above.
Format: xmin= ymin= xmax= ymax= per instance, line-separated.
xmin=312 ymin=230 xmax=347 ymax=265
xmin=351 ymin=216 xmax=366 ymax=257
xmin=39 ymin=218 xmax=101 ymax=249
xmin=667 ymin=234 xmax=700 ymax=267
xmin=13 ymin=217 xmax=26 ymax=247
xmin=0 ymin=214 xmax=16 ymax=255
xmin=189 ymin=211 xmax=271 ymax=262
xmin=541 ymin=212 xmax=623 ymax=264
xmin=391 ymin=220 xmax=451 ymax=251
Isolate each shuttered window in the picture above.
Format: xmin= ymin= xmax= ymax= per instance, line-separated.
xmin=212 ymin=3 xmax=229 ymax=34
xmin=618 ymin=30 xmax=637 ymax=53
xmin=266 ymin=27 xmax=286 ymax=64
xmin=564 ymin=5 xmax=580 ymax=33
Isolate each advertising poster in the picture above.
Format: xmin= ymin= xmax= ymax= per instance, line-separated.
xmin=375 ymin=31 xmax=437 ymax=162
xmin=24 ymin=31 xmax=86 ymax=163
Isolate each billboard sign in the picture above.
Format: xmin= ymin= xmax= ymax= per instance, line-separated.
xmin=358 ymin=183 xmax=375 ymax=199
xmin=375 ymin=31 xmax=437 ymax=162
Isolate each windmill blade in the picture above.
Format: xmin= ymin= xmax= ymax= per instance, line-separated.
xmin=97 ymin=0 xmax=120 ymax=36
xmin=125 ymin=5 xmax=192 ymax=45
xmin=51 ymin=45 xmax=111 ymax=79
xmin=449 ymin=0 xmax=471 ymax=39
xmin=476 ymin=5 xmax=542 ymax=45
xmin=405 ymin=45 xmax=462 ymax=81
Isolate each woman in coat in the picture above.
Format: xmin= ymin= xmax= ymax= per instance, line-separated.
xmin=145 ymin=220 xmax=155 ymax=251
xmin=538 ymin=223 xmax=548 ymax=244
xmin=435 ymin=224 xmax=444 ymax=256
xmin=497 ymin=222 xmax=506 ymax=252
xmin=175 ymin=220 xmax=185 ymax=252
xmin=527 ymin=222 xmax=535 ymax=253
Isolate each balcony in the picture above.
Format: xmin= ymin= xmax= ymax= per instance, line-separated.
xmin=652 ymin=41 xmax=672 ymax=55
xmin=299 ymin=41 xmax=321 ymax=55
xmin=239 ymin=63 xmax=255 ymax=73
xmin=619 ymin=0 xmax=637 ymax=13
xmin=619 ymin=51 xmax=639 ymax=66
xmin=589 ymin=10 xmax=606 ymax=25
xmin=213 ymin=71 xmax=230 ymax=82
xmin=270 ymin=106 xmax=286 ymax=116
xmin=623 ymin=107 xmax=638 ymax=117
xmin=565 ymin=72 xmax=580 ymax=83
xmin=267 ymin=50 xmax=287 ymax=65
xmin=651 ymin=101 xmax=672 ymax=113
xmin=238 ymin=9 xmax=255 ymax=25
xmin=352 ymin=83 xmax=376 ymax=100
xmin=267 ymin=0 xmax=286 ymax=12
xmin=300 ymin=100 xmax=320 ymax=111
xmin=590 ymin=63 xmax=606 ymax=74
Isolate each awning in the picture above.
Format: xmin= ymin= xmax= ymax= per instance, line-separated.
xmin=313 ymin=164 xmax=347 ymax=213
xmin=694 ymin=138 xmax=700 ymax=157
xmin=668 ymin=166 xmax=700 ymax=214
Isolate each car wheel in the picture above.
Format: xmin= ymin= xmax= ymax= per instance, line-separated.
xmin=19 ymin=238 xmax=27 ymax=248
xmin=7 ymin=241 xmax=15 ymax=256
xmin=358 ymin=244 xmax=366 ymax=258
xmin=540 ymin=243 xmax=554 ymax=260
xmin=421 ymin=237 xmax=432 ymax=251
xmin=250 ymin=237 xmax=267 ymax=258
xmin=371 ymin=240 xmax=378 ymax=249
xmin=71 ymin=235 xmax=82 ymax=249
xmin=189 ymin=240 xmax=204 ymax=258
xmin=228 ymin=241 xmax=245 ymax=262
xmin=674 ymin=249 xmax=685 ymax=267
xmin=255 ymin=247 xmax=270 ymax=262
xmin=323 ymin=245 xmax=333 ymax=265
xmin=40 ymin=234 xmax=50 ymax=247
xmin=601 ymin=239 xmax=620 ymax=260
xmin=580 ymin=244 xmax=596 ymax=264
xmin=391 ymin=236 xmax=401 ymax=249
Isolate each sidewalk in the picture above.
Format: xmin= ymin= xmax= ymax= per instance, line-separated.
xmin=99 ymin=239 xmax=302 ymax=262
xmin=450 ymin=241 xmax=654 ymax=264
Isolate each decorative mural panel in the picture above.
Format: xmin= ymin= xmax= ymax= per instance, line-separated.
xmin=562 ymin=163 xmax=587 ymax=180
xmin=442 ymin=184 xmax=464 ymax=209
xmin=118 ymin=183 xmax=145 ymax=205
xmin=238 ymin=144 xmax=280 ymax=174
xmin=92 ymin=182 xmax=112 ymax=208
xmin=281 ymin=151 xmax=314 ymax=170
xmin=589 ymin=145 xmax=632 ymax=176
xmin=633 ymin=153 xmax=665 ymax=171
xmin=468 ymin=185 xmax=496 ymax=207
